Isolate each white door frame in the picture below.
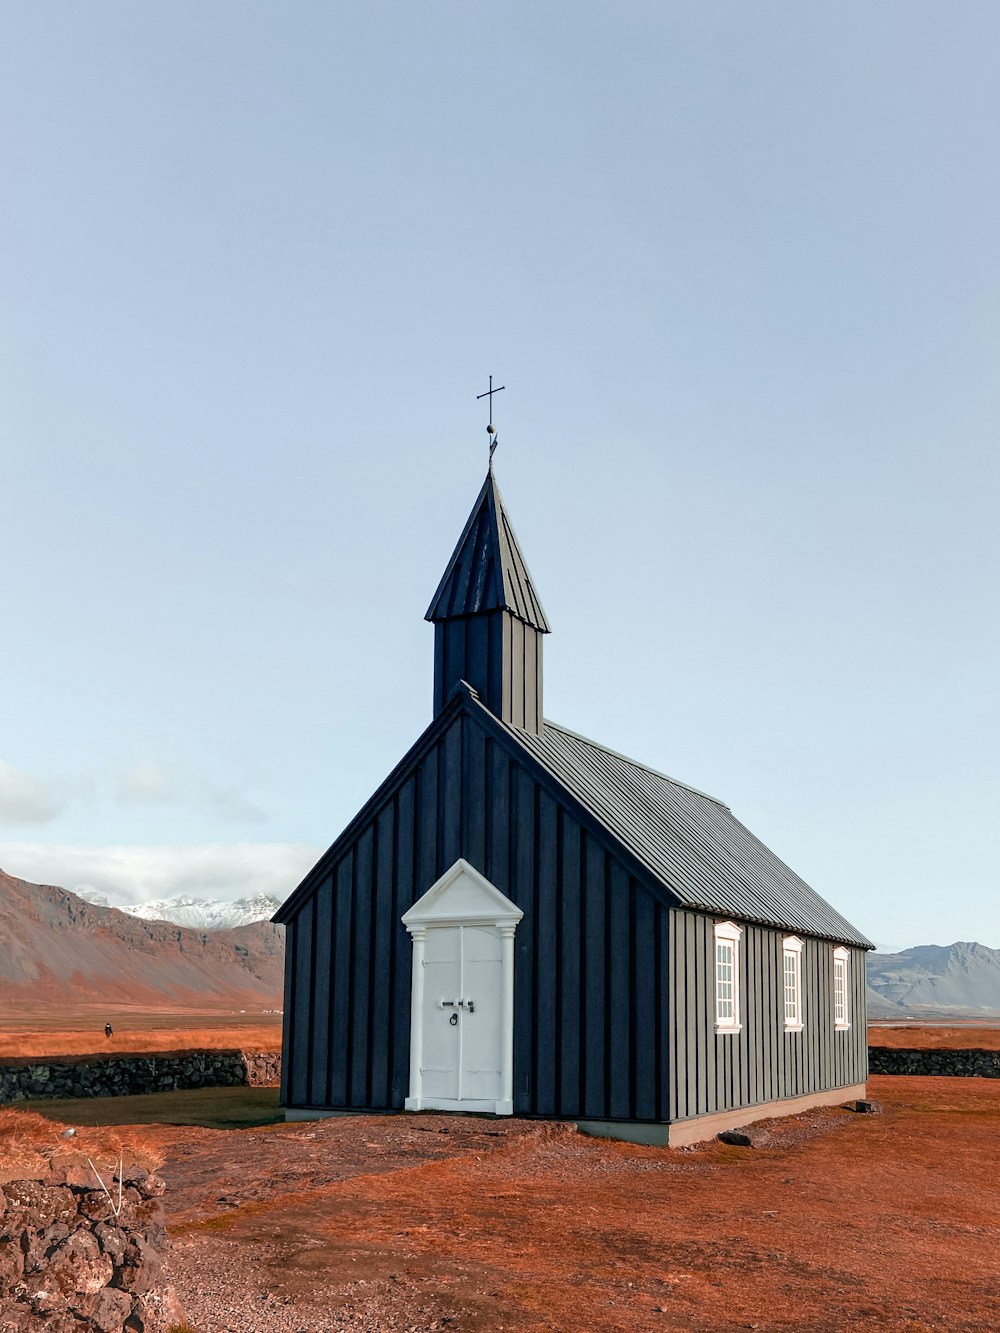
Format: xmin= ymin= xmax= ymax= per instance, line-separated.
xmin=401 ymin=858 xmax=523 ymax=1115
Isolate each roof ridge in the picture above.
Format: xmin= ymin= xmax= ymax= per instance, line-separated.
xmin=539 ymin=719 xmax=730 ymax=809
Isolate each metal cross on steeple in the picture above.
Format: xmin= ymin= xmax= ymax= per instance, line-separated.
xmin=476 ymin=374 xmax=505 ymax=464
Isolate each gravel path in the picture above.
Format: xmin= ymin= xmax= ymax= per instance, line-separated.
xmin=158 ymin=1115 xmax=548 ymax=1332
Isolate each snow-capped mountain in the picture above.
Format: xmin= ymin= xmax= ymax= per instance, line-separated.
xmin=76 ymin=889 xmax=282 ymax=930
xmin=1 ymin=871 xmax=283 ymax=1009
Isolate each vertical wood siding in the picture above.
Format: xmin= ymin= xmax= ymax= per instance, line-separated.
xmin=667 ymin=910 xmax=868 ymax=1121
xmin=280 ymin=706 xmax=866 ymax=1123
xmin=501 ymin=615 xmax=542 ymax=732
xmin=433 ymin=614 xmax=543 ymax=733
xmin=281 ymin=707 xmax=671 ymax=1118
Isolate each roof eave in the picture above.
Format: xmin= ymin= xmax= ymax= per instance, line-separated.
xmin=272 ymin=688 xmax=469 ymax=925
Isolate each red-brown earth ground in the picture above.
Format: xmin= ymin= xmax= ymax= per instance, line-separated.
xmin=23 ymin=1074 xmax=992 ymax=1333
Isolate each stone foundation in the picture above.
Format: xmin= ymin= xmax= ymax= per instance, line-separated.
xmin=0 ymin=1050 xmax=280 ymax=1104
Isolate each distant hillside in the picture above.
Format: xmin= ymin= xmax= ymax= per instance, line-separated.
xmin=77 ymin=889 xmax=282 ymax=931
xmin=0 ymin=869 xmax=284 ymax=1011
xmin=866 ymin=941 xmax=1000 ymax=1017
xmin=865 ymin=986 xmax=906 ymax=1019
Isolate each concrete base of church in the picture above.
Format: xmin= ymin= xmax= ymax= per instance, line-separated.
xmin=578 ymin=1082 xmax=868 ymax=1148
xmin=575 ymin=1118 xmax=672 ymax=1146
xmin=285 ymin=1082 xmax=867 ymax=1139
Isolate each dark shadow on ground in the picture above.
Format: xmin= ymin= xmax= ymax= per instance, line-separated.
xmin=24 ymin=1085 xmax=283 ymax=1129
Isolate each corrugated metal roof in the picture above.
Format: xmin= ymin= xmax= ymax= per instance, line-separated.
xmin=487 ymin=706 xmax=872 ymax=948
xmin=425 ymin=469 xmax=550 ymax=630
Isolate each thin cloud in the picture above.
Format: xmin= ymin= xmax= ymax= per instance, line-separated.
xmin=0 ymin=761 xmax=66 ymax=825
xmin=115 ymin=760 xmax=179 ymax=806
xmin=0 ymin=841 xmax=320 ymax=906
xmin=210 ymin=787 xmax=269 ymax=825
xmin=113 ymin=758 xmax=271 ymax=825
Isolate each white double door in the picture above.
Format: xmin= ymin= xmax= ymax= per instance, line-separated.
xmin=402 ymin=857 xmax=522 ymax=1115
xmin=420 ymin=923 xmax=503 ymax=1108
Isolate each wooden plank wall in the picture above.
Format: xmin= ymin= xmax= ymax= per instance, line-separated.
xmin=667 ymin=910 xmax=868 ymax=1121
xmin=433 ymin=613 xmax=505 ymax=719
xmin=282 ymin=707 xmax=671 ymax=1119
xmin=433 ymin=613 xmax=543 ymax=732
xmin=501 ymin=615 xmax=542 ymax=732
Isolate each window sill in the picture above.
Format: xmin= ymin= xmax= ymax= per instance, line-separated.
xmin=834 ymin=1022 xmax=851 ymax=1031
xmin=714 ymin=1024 xmax=742 ymax=1035
xmin=784 ymin=1023 xmax=804 ymax=1033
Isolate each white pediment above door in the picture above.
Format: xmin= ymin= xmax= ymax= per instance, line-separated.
xmin=401 ymin=858 xmax=523 ymax=931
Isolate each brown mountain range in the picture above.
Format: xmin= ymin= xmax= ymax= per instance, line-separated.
xmin=0 ymin=869 xmax=284 ymax=1012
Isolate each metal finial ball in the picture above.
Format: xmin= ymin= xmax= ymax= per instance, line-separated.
xmin=486 ymin=423 xmax=496 ymax=434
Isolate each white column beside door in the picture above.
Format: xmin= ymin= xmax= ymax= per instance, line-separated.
xmin=497 ymin=924 xmax=517 ymax=1115
xmin=404 ymin=927 xmax=426 ymax=1111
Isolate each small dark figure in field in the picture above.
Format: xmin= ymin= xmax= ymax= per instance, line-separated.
xmin=105 ymin=1023 xmax=113 ymax=1038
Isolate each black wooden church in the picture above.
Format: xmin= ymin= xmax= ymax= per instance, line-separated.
xmin=275 ymin=463 xmax=871 ymax=1144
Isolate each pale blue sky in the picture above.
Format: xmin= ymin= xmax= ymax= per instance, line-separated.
xmin=1 ymin=3 xmax=998 ymax=949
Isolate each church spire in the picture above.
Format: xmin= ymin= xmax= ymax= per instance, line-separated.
xmin=427 ymin=470 xmax=549 ymax=733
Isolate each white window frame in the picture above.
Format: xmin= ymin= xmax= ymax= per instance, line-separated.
xmin=782 ymin=936 xmax=804 ymax=1032
xmin=714 ymin=920 xmax=743 ymax=1034
xmin=833 ymin=946 xmax=851 ymax=1030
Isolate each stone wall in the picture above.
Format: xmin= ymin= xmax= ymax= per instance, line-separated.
xmin=868 ymin=1046 xmax=1000 ymax=1077
xmin=0 ymin=1050 xmax=280 ymax=1104
xmin=0 ymin=1160 xmax=183 ymax=1331
xmin=6 ymin=1044 xmax=997 ymax=1104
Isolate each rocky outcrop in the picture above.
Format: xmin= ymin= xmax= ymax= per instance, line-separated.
xmin=0 ymin=1050 xmax=280 ymax=1104
xmin=0 ymin=1160 xmax=182 ymax=1331
xmin=868 ymin=1047 xmax=1000 ymax=1077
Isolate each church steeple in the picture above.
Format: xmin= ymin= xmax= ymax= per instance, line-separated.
xmin=426 ymin=469 xmax=549 ymax=733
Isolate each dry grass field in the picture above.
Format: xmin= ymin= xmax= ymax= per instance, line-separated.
xmin=6 ymin=1014 xmax=1000 ymax=1060
xmin=0 ymin=1007 xmax=282 ymax=1059
xmin=0 ymin=1105 xmax=165 ymax=1183
xmin=867 ymin=1022 xmax=1000 ymax=1049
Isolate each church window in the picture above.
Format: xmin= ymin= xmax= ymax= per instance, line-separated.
xmin=783 ymin=936 xmax=804 ymax=1032
xmin=714 ymin=921 xmax=743 ymax=1033
xmin=833 ymin=947 xmax=850 ymax=1029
